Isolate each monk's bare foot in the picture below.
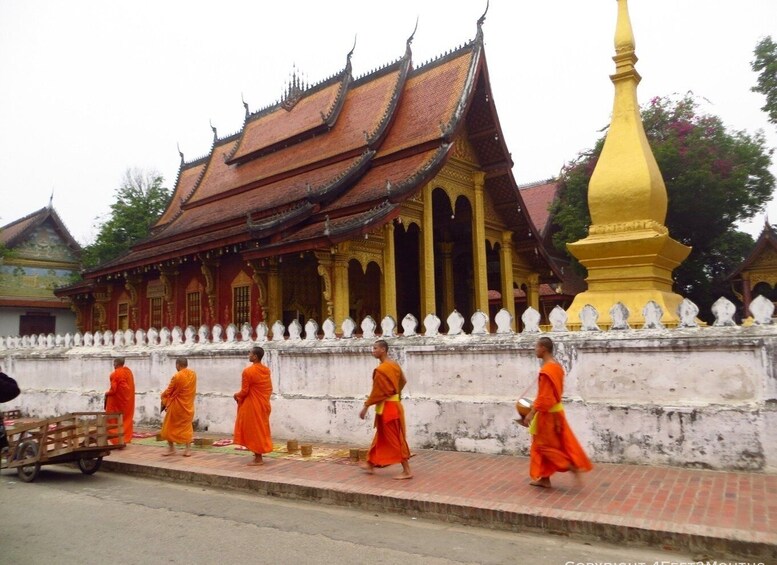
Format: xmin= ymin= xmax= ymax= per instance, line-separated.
xmin=570 ymin=466 xmax=583 ymax=487
xmin=529 ymin=477 xmax=551 ymax=488
xmin=393 ymin=472 xmax=413 ymax=480
xmin=162 ymin=450 xmax=176 ymax=456
xmin=182 ymin=450 xmax=192 ymax=457
xmin=359 ymin=462 xmax=375 ymax=474
xmin=248 ymin=456 xmax=264 ymax=466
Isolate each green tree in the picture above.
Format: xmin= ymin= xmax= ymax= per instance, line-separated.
xmin=752 ymin=35 xmax=777 ymax=126
xmin=551 ymin=94 xmax=775 ymax=319
xmin=83 ymin=169 xmax=171 ymax=268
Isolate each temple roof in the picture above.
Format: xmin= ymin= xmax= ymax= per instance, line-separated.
xmin=728 ymin=221 xmax=777 ymax=280
xmin=86 ymin=25 xmax=558 ymax=282
xmin=518 ymin=179 xmax=558 ymax=239
xmin=1 ymin=205 xmax=81 ymax=253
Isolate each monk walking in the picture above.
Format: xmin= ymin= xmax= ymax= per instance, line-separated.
xmin=233 ymin=346 xmax=273 ymax=466
xmin=359 ymin=339 xmax=412 ymax=480
xmin=160 ymin=357 xmax=197 ymax=457
xmin=520 ymin=337 xmax=592 ymax=487
xmin=105 ymin=357 xmax=135 ymax=445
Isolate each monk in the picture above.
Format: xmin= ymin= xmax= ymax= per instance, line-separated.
xmin=160 ymin=357 xmax=197 ymax=457
xmin=520 ymin=337 xmax=593 ymax=487
xmin=105 ymin=357 xmax=135 ymax=445
xmin=233 ymin=346 xmax=273 ymax=466
xmin=359 ymin=339 xmax=412 ymax=480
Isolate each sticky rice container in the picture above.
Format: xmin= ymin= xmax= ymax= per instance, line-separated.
xmin=515 ymin=397 xmax=533 ymax=417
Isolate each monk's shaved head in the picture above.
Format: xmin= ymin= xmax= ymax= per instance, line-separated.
xmin=374 ymin=339 xmax=389 ymax=352
xmin=176 ymin=357 xmax=188 ymax=368
xmin=251 ymin=346 xmax=265 ymax=361
xmin=536 ymin=337 xmax=554 ymax=354
xmin=113 ymin=357 xmax=125 ymax=366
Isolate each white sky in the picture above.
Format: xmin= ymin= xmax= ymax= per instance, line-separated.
xmin=1 ymin=0 xmax=775 ymax=244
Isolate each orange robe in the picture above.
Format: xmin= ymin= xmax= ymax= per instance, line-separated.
xmin=233 ymin=362 xmax=273 ymax=454
xmin=365 ymin=360 xmax=411 ymax=466
xmin=161 ymin=368 xmax=197 ymax=444
xmin=105 ymin=366 xmax=135 ymax=444
xmin=530 ymin=361 xmax=593 ymax=480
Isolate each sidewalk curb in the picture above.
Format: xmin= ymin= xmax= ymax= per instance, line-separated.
xmin=103 ymin=460 xmax=776 ymax=560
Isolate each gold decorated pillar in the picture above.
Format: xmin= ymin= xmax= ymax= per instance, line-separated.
xmin=419 ymin=183 xmax=436 ymax=319
xmin=565 ymin=0 xmax=690 ymax=327
xmin=333 ymin=251 xmax=350 ymax=325
xmin=471 ymin=172 xmax=489 ymax=314
xmin=267 ymin=258 xmax=283 ymax=324
xmin=742 ymin=273 xmax=752 ymax=315
xmin=526 ymin=273 xmax=540 ymax=312
xmin=499 ymin=231 xmax=517 ymax=330
xmin=439 ymin=242 xmax=455 ymax=317
xmin=380 ymin=222 xmax=398 ymax=321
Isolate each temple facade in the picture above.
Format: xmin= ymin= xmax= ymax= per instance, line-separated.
xmin=1 ymin=205 xmax=81 ymax=335
xmin=57 ymin=23 xmax=560 ymax=334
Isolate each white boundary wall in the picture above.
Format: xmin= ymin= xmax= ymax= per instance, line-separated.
xmin=2 ymin=301 xmax=776 ymax=472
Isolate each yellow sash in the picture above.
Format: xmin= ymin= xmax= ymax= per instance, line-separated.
xmin=375 ymin=394 xmax=400 ymax=415
xmin=528 ymin=402 xmax=563 ymax=435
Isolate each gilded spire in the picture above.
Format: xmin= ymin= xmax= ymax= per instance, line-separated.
xmin=564 ymin=0 xmax=690 ymax=328
xmin=586 ymin=0 xmax=666 ymax=230
xmin=614 ymin=0 xmax=636 ymax=56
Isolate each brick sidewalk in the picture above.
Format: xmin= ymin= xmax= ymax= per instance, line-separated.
xmin=101 ymin=437 xmax=777 ymax=560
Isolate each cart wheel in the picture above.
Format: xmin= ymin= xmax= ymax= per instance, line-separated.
xmin=16 ymin=440 xmax=41 ymax=483
xmin=77 ymin=455 xmax=103 ymax=475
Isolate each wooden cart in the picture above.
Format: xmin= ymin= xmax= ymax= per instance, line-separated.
xmin=1 ymin=411 xmax=124 ymax=482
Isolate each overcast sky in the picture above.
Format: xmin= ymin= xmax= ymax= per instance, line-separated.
xmin=1 ymin=0 xmax=775 ymax=244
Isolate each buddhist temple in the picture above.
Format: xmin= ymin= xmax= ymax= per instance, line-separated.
xmin=1 ymin=204 xmax=82 ymax=335
xmin=56 ymin=15 xmax=561 ymax=334
xmin=729 ymin=220 xmax=777 ymax=315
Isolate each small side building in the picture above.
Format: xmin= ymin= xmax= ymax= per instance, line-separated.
xmin=729 ymin=221 xmax=777 ymax=316
xmin=0 ymin=205 xmax=82 ymax=335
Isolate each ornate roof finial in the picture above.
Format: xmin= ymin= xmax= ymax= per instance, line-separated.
xmin=48 ymin=187 xmax=54 ymax=209
xmin=281 ymin=63 xmax=306 ymax=111
xmin=209 ymin=119 xmax=218 ymax=141
xmin=324 ymin=214 xmax=331 ymax=236
xmin=177 ymin=142 xmax=184 ymax=165
xmin=241 ymin=92 xmax=249 ymax=117
xmin=406 ymin=17 xmax=419 ymax=50
xmin=477 ymin=0 xmax=489 ymax=35
xmin=347 ymin=34 xmax=357 ymax=62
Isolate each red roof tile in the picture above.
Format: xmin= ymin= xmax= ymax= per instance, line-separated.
xmin=228 ymin=75 xmax=348 ymax=163
xmin=154 ymin=161 xmax=208 ymax=228
xmin=518 ymin=179 xmax=558 ymax=237
xmin=377 ymin=50 xmax=475 ymax=158
xmin=185 ymin=64 xmax=406 ymax=206
xmin=145 ymin=155 xmax=365 ymax=243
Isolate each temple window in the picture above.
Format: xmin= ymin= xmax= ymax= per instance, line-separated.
xmin=232 ymin=285 xmax=250 ymax=325
xmin=117 ymin=302 xmax=129 ymax=331
xmin=149 ymin=297 xmax=163 ymax=329
xmin=187 ymin=291 xmax=201 ymax=328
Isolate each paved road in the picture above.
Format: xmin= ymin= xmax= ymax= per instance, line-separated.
xmin=1 ymin=466 xmax=695 ymax=565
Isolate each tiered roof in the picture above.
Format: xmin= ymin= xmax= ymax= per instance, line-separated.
xmin=87 ymin=20 xmax=556 ymax=281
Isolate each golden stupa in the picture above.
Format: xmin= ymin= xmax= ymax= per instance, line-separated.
xmin=565 ymin=0 xmax=691 ymax=327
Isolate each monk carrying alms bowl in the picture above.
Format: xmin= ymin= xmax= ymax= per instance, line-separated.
xmin=515 ymin=397 xmax=533 ymax=419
